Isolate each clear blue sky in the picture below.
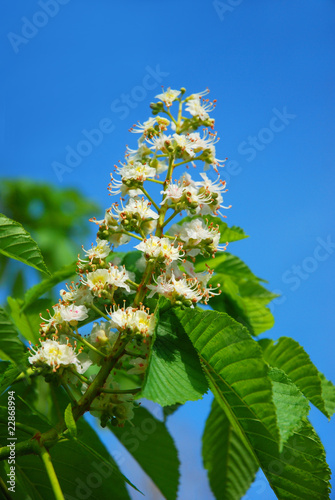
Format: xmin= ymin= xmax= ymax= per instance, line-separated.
xmin=1 ymin=1 xmax=335 ymax=499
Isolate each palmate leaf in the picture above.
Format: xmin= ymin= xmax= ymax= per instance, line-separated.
xmin=0 ymin=306 xmax=25 ymax=365
xmin=176 ymin=309 xmax=331 ymax=499
xmin=141 ymin=310 xmax=208 ymax=406
xmin=202 ymin=398 xmax=258 ymax=500
xmin=259 ymin=337 xmax=333 ymax=418
xmin=110 ymin=406 xmax=180 ymax=500
xmin=0 ymin=214 xmax=50 ymax=275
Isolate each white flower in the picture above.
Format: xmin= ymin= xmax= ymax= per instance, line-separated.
xmin=130 ymin=117 xmax=156 ymax=135
xmin=60 ymin=283 xmax=93 ymax=306
xmin=171 ymin=218 xmax=227 ymax=256
xmin=108 ymin=265 xmax=131 ymax=292
xmin=81 ymin=268 xmax=111 ymax=295
xmin=155 ymin=88 xmax=181 ymax=107
xmin=81 ymin=265 xmax=131 ymax=295
xmin=135 ymin=236 xmax=183 ymax=265
xmin=29 ymin=338 xmax=88 ymax=373
xmin=160 ymin=183 xmax=184 ymax=204
xmin=119 ymin=161 xmax=156 ymax=183
xmin=59 ymin=304 xmax=89 ymax=324
xmin=89 ymin=321 xmax=118 ymax=346
xmin=173 ymin=133 xmax=196 ymax=157
xmin=39 ymin=304 xmax=64 ymax=334
xmin=82 ymin=239 xmax=110 ymax=260
xmin=185 ymin=90 xmax=215 ymax=121
xmin=109 ymin=306 xmax=155 ymax=336
xmin=146 ymin=134 xmax=172 ymax=152
xmin=147 ymin=272 xmax=203 ymax=304
xmin=112 ymin=198 xmax=159 ymax=222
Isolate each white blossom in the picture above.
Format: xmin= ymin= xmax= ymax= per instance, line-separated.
xmin=29 ymin=338 xmax=89 ymax=373
xmin=135 ymin=236 xmax=183 ymax=265
xmin=59 ymin=304 xmax=89 ymax=324
xmin=82 ymin=239 xmax=110 ymax=260
xmin=155 ymin=88 xmax=181 ymax=107
xmin=81 ymin=265 xmax=131 ymax=295
xmin=109 ymin=306 xmax=155 ymax=336
xmin=60 ymin=283 xmax=93 ymax=306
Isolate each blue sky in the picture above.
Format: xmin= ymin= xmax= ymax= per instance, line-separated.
xmin=1 ymin=1 xmax=335 ymax=499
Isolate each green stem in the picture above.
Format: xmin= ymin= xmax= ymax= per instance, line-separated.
xmin=40 ymin=446 xmax=65 ymax=500
xmin=140 ymin=186 xmax=160 ymax=212
xmin=176 ymin=99 xmax=183 ymax=133
xmin=162 ymin=210 xmax=180 ymax=229
xmin=174 ymin=156 xmax=202 ymax=168
xmin=71 ymin=325 xmax=106 ymax=358
xmin=61 ymin=383 xmax=77 ymax=405
xmin=15 ymin=422 xmax=39 ymax=436
xmin=127 ymin=279 xmax=140 ymax=289
xmin=147 ymin=178 xmax=164 ymax=185
xmin=100 ymin=387 xmax=141 ymax=395
xmin=116 ymin=230 xmax=143 ymax=241
xmin=88 ymin=302 xmax=111 ymax=322
xmin=163 ymin=108 xmax=178 ymax=126
xmin=70 ymin=368 xmax=89 ymax=384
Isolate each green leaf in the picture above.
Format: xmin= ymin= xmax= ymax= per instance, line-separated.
xmin=202 ymin=399 xmax=258 ymax=500
xmin=22 ymin=261 xmax=77 ymax=311
xmin=175 ymin=308 xmax=280 ymax=446
xmin=0 ymin=213 xmax=50 ymax=275
xmin=7 ymin=297 xmax=53 ymax=345
xmin=259 ymin=337 xmax=330 ymax=418
xmin=0 ymin=362 xmax=21 ymax=396
xmin=198 ymin=252 xmax=262 ymax=281
xmin=64 ymin=403 xmax=77 ymax=438
xmin=196 ymin=253 xmax=277 ymax=335
xmin=269 ymin=367 xmax=310 ymax=446
xmin=111 ymin=406 xmax=180 ymax=500
xmin=163 ymin=403 xmax=182 ymax=421
xmin=175 ymin=309 xmax=331 ymax=499
xmin=0 ymin=388 xmax=133 ymax=500
xmin=318 ymin=372 xmax=335 ymax=418
xmin=265 ymin=418 xmax=331 ymax=500
xmin=142 ymin=310 xmax=208 ymax=406
xmin=0 ymin=306 xmax=25 ymax=365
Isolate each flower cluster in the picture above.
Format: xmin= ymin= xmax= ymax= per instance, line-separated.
xmin=28 ymin=337 xmax=90 ymax=374
xmin=33 ymin=87 xmax=229 ymax=428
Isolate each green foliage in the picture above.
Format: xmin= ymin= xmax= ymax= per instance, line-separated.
xmin=22 ymin=261 xmax=77 ymax=312
xmin=196 ymin=252 xmax=277 ymax=335
xmin=142 ymin=310 xmax=208 ymax=405
xmin=7 ymin=297 xmax=53 ymax=345
xmin=203 ymin=399 xmax=258 ymax=500
xmin=64 ymin=403 xmax=77 ymax=438
xmin=268 ymin=367 xmax=310 ymax=445
xmin=0 ymin=213 xmax=50 ymax=275
xmin=110 ymin=406 xmax=180 ymax=500
xmin=0 ymin=168 xmax=332 ymax=500
xmin=0 ymin=179 xmax=99 ymax=273
xmin=259 ymin=337 xmax=334 ymax=418
xmin=0 ymin=306 xmax=25 ymax=365
xmin=0 ymin=179 xmax=99 ymax=300
xmin=175 ymin=308 xmax=331 ymax=499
